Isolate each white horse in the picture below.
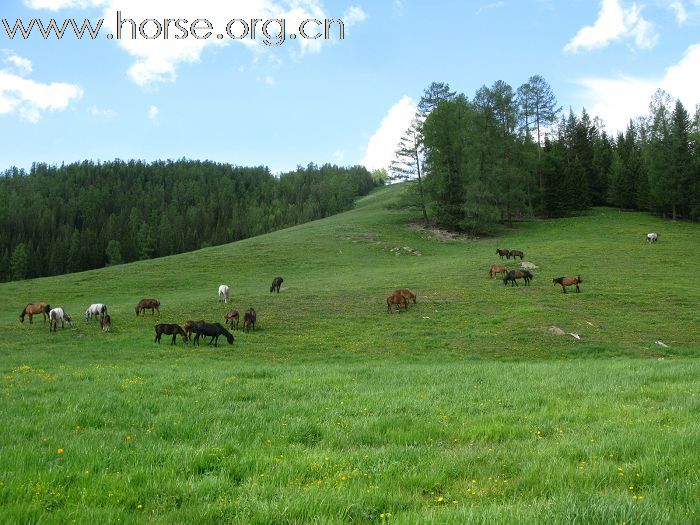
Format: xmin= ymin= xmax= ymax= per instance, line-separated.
xmin=647 ymin=233 xmax=658 ymax=243
xmin=85 ymin=303 xmax=107 ymax=321
xmin=49 ymin=307 xmax=73 ymax=332
xmin=218 ymin=284 xmax=230 ymax=303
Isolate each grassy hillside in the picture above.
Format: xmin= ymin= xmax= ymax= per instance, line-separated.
xmin=1 ymin=184 xmax=698 ymax=524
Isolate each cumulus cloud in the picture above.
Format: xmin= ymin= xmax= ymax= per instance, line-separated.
xmin=564 ymin=0 xmax=658 ymax=53
xmin=0 ymin=53 xmax=82 ymax=122
xmin=361 ymin=96 xmax=416 ymax=172
xmin=577 ymin=43 xmax=700 ymax=133
xmin=24 ymin=0 xmax=362 ymax=85
xmin=343 ymin=6 xmax=367 ymax=26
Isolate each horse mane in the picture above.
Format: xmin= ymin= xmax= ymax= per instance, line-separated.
xmin=20 ymin=304 xmax=30 ymax=317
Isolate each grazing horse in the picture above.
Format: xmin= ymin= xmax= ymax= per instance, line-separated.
xmin=184 ymin=320 xmax=206 ymax=340
xmin=154 ymin=323 xmax=188 ymax=345
xmin=136 ymin=298 xmax=160 ymax=316
xmin=49 ymin=307 xmax=73 ymax=332
xmin=496 ymin=248 xmax=510 ymax=260
xmin=19 ymin=303 xmax=51 ymax=324
xmin=101 ymin=315 xmax=112 ymax=332
xmin=387 ymin=292 xmax=408 ymax=313
xmin=503 ymin=269 xmax=533 ymax=286
xmin=85 ymin=303 xmax=107 ymax=321
xmin=270 ymin=276 xmax=284 ymax=293
xmin=553 ymin=276 xmax=582 ymax=293
xmin=243 ymin=308 xmax=256 ymax=332
xmin=508 ymin=250 xmax=525 ymax=260
xmin=193 ymin=322 xmax=234 ymax=346
xmin=396 ymin=289 xmax=417 ymax=305
xmin=218 ymin=284 xmax=230 ymax=303
xmin=224 ymin=310 xmax=239 ymax=329
xmin=489 ymin=264 xmax=508 ymax=279
xmin=647 ymin=233 xmax=658 ymax=243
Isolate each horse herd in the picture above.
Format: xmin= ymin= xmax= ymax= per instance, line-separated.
xmin=492 ymin=248 xmax=584 ymax=292
xmin=19 ymin=276 xmax=281 ymax=346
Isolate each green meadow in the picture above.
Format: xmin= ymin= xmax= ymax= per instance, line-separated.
xmin=1 ymin=184 xmax=698 ymax=524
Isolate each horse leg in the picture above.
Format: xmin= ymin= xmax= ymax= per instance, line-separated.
xmin=576 ymin=284 xmax=580 ymax=293
xmin=171 ymin=333 xmax=177 ymax=345
xmin=29 ymin=313 xmax=33 ymax=324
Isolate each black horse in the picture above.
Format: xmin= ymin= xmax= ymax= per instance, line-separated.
xmin=503 ymin=269 xmax=533 ymax=286
xmin=270 ymin=276 xmax=284 ymax=293
xmin=193 ymin=322 xmax=234 ymax=346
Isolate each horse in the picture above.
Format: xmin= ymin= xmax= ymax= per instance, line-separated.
xmin=19 ymin=303 xmax=51 ymax=324
xmin=489 ymin=264 xmax=508 ymax=278
xmin=218 ymin=284 xmax=230 ymax=303
xmin=136 ymin=298 xmax=160 ymax=316
xmin=193 ymin=322 xmax=234 ymax=346
xmin=101 ymin=315 xmax=112 ymax=332
xmin=154 ymin=323 xmax=188 ymax=345
xmin=508 ymin=250 xmax=525 ymax=260
xmin=503 ymin=269 xmax=533 ymax=286
xmin=496 ymin=248 xmax=510 ymax=260
xmin=224 ymin=310 xmax=239 ymax=329
xmin=49 ymin=307 xmax=73 ymax=332
xmin=184 ymin=319 xmax=206 ymax=340
xmin=85 ymin=303 xmax=107 ymax=321
xmin=395 ymin=289 xmax=417 ymax=305
xmin=243 ymin=308 xmax=256 ymax=332
xmin=387 ymin=292 xmax=408 ymax=313
xmin=553 ymin=276 xmax=582 ymax=293
xmin=647 ymin=233 xmax=658 ymax=243
xmin=270 ymin=276 xmax=283 ymax=293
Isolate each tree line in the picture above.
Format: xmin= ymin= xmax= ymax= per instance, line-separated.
xmin=0 ymin=160 xmax=380 ymax=282
xmin=392 ymin=79 xmax=700 ymax=233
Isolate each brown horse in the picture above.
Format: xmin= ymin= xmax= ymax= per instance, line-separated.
xmin=553 ymin=276 xmax=582 ymax=293
xmin=154 ymin=323 xmax=188 ymax=345
xmin=508 ymin=250 xmax=525 ymax=260
xmin=396 ymin=289 xmax=417 ymax=305
xmin=496 ymin=248 xmax=510 ymax=260
xmin=183 ymin=319 xmax=206 ymax=339
xmin=243 ymin=308 xmax=256 ymax=332
xmin=489 ymin=264 xmax=508 ymax=278
xmin=387 ymin=292 xmax=408 ymax=313
xmin=224 ymin=310 xmax=239 ymax=329
xmin=101 ymin=314 xmax=112 ymax=332
xmin=503 ymin=269 xmax=533 ymax=286
xmin=136 ymin=298 xmax=160 ymax=316
xmin=19 ymin=303 xmax=51 ymax=324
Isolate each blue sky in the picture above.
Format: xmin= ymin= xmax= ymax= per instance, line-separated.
xmin=1 ymin=0 xmax=699 ymax=174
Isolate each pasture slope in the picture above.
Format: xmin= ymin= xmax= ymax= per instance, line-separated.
xmin=0 ymin=184 xmax=698 ymax=524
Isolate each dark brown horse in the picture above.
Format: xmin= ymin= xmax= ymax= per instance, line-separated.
xmin=193 ymin=322 xmax=234 ymax=346
xmin=224 ymin=310 xmax=239 ymax=329
xmin=101 ymin=314 xmax=112 ymax=332
xmin=508 ymin=250 xmax=524 ymax=260
xmin=270 ymin=276 xmax=284 ymax=293
xmin=136 ymin=298 xmax=160 ymax=316
xmin=503 ymin=269 xmax=533 ymax=286
xmin=19 ymin=303 xmax=51 ymax=324
xmin=154 ymin=323 xmax=188 ymax=345
xmin=553 ymin=276 xmax=582 ymax=293
xmin=243 ymin=308 xmax=256 ymax=332
xmin=184 ymin=319 xmax=206 ymax=340
xmin=496 ymin=248 xmax=510 ymax=260
xmin=387 ymin=292 xmax=408 ymax=313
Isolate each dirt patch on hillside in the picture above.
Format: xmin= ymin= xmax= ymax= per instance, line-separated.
xmin=408 ymin=223 xmax=475 ymax=242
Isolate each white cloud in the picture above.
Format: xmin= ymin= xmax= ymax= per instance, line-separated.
xmin=564 ymin=0 xmax=658 ymax=54
xmin=0 ymin=53 xmax=82 ymax=122
xmin=3 ymin=53 xmax=33 ymax=76
xmin=88 ymin=104 xmax=117 ymax=117
xmin=264 ymin=74 xmax=276 ymax=85
xmin=343 ymin=6 xmax=367 ymax=26
xmin=148 ymin=105 xmax=159 ymax=120
xmin=361 ymin=96 xmax=416 ymax=172
xmin=24 ymin=0 xmax=363 ymax=85
xmin=668 ymin=1 xmax=688 ymax=24
xmin=577 ymin=43 xmax=700 ymax=133
xmin=476 ymin=2 xmax=505 ymax=15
